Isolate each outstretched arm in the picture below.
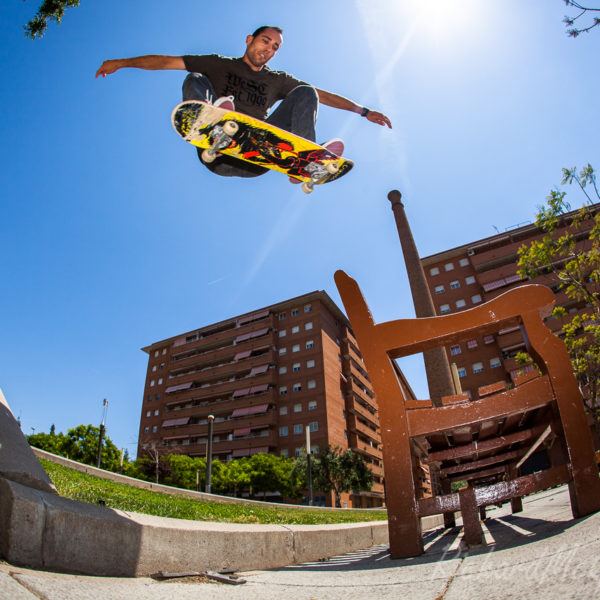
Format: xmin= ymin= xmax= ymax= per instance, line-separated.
xmin=95 ymin=55 xmax=186 ymax=78
xmin=316 ymin=88 xmax=392 ymax=129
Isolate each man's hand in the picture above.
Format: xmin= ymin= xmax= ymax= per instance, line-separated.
xmin=95 ymin=60 xmax=121 ymax=78
xmin=366 ymin=110 xmax=392 ymax=129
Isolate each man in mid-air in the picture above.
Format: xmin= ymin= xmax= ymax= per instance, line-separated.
xmin=96 ymin=25 xmax=392 ymax=179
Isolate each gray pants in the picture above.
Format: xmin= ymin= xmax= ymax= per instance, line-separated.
xmin=182 ymin=73 xmax=319 ymax=178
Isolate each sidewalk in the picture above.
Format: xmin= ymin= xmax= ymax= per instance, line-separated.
xmin=1 ymin=485 xmax=599 ymax=599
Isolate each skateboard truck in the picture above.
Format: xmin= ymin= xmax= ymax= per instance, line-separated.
xmin=201 ymin=121 xmax=240 ymax=163
xmin=301 ymin=160 xmax=340 ymax=194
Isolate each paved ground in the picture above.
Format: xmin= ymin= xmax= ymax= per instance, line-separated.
xmin=2 ymin=484 xmax=599 ymax=599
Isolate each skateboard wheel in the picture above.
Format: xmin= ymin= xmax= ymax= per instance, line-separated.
xmin=223 ymin=121 xmax=239 ymax=136
xmin=301 ymin=182 xmax=314 ymax=194
xmin=326 ymin=161 xmax=340 ymax=175
xmin=202 ymin=149 xmax=217 ymax=163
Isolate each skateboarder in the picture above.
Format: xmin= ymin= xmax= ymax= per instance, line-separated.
xmin=96 ymin=25 xmax=392 ymax=179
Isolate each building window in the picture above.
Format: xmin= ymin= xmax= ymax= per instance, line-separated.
xmin=150 ymin=380 xmax=155 ymax=387
xmin=450 ymin=344 xmax=461 ymax=355
xmin=472 ymin=362 xmax=484 ymax=374
xmin=307 ymin=379 xmax=316 ymax=389
xmin=434 ymin=285 xmax=445 ymax=294
xmin=152 ymin=426 xmax=157 ymax=433
xmin=459 ymin=258 xmax=470 ymax=267
xmin=154 ymin=350 xmax=159 ymax=357
xmin=465 ymin=275 xmax=476 ymax=285
xmin=147 ymin=395 xmax=152 ymax=402
xmin=450 ymin=280 xmax=461 ymax=289
xmin=146 ymin=410 xmax=151 ymax=417
xmin=295 ymin=447 xmax=303 ymax=457
xmin=310 ymin=445 xmax=319 ymax=454
xmin=144 ymin=427 xmax=149 ymax=433
xmin=484 ymin=335 xmax=495 ymax=344
xmin=279 ymin=329 xmax=286 ymax=337
xmin=467 ymin=339 xmax=478 ymax=349
xmin=279 ymin=406 xmax=288 ymax=415
xmin=279 ymin=386 xmax=288 ymax=395
xmin=430 ymin=267 xmax=440 ymax=276
xmin=279 ymin=426 xmax=288 ymax=436
xmin=279 ymin=313 xmax=286 ymax=320
xmin=307 ymin=359 xmax=315 ymax=368
xmin=280 ymin=449 xmax=289 ymax=458
xmin=455 ymin=299 xmax=466 ymax=308
xmin=152 ymin=365 xmax=157 ymax=372
xmin=471 ymin=294 xmax=482 ymax=304
xmin=158 ymin=378 xmax=163 ymax=385
xmin=292 ymin=344 xmax=300 ymax=352
xmin=309 ymin=421 xmax=319 ymax=432
xmin=306 ymin=340 xmax=314 ymax=349
xmin=293 ymin=424 xmax=303 ymax=435
xmin=490 ymin=357 xmax=502 ymax=368
xmin=279 ymin=366 xmax=287 ymax=374
xmin=305 ymin=322 xmax=313 ymax=330
xmin=440 ymin=304 xmax=451 ymax=314
xmin=294 ymin=403 xmax=302 ymax=412
xmin=154 ymin=409 xmax=159 ymax=416
xmin=304 ymin=304 xmax=312 ymax=313
xmin=457 ymin=367 xmax=467 ymax=378
xmin=445 ymin=262 xmax=455 ymax=271
xmin=293 ymin=383 xmax=302 ymax=392
xmin=291 ymin=309 xmax=299 ymax=317
xmin=308 ymin=400 xmax=317 ymax=410
xmin=293 ymin=362 xmax=301 ymax=372
xmin=279 ymin=348 xmax=287 ymax=356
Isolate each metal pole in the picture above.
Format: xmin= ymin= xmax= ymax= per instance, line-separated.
xmin=96 ymin=398 xmax=108 ymax=468
xmin=205 ymin=414 xmax=215 ymax=493
xmin=306 ymin=425 xmax=313 ymax=506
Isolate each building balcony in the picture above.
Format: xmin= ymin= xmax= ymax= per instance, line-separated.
xmin=347 ymin=413 xmax=380 ymax=444
xmin=346 ymin=397 xmax=379 ymax=428
xmin=163 ymin=370 xmax=277 ymax=407
xmin=168 ymin=349 xmax=277 ymax=387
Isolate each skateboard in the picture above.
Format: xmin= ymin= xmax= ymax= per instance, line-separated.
xmin=171 ymin=100 xmax=353 ymax=193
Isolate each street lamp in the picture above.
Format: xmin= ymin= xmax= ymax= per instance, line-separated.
xmin=96 ymin=398 xmax=109 ymax=468
xmin=205 ymin=414 xmax=215 ymax=493
xmin=306 ymin=425 xmax=313 ymax=506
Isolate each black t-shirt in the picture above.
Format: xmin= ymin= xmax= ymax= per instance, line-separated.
xmin=183 ymin=54 xmax=306 ymax=120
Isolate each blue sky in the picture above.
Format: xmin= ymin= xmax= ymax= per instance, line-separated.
xmin=1 ymin=1 xmax=598 ymax=457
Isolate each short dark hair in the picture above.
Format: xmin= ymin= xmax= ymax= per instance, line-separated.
xmin=251 ymin=25 xmax=283 ymax=38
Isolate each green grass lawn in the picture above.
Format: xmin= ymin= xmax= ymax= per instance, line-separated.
xmin=40 ymin=459 xmax=387 ymax=525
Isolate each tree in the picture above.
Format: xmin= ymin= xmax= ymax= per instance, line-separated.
xmin=293 ymin=446 xmax=373 ymax=508
xmin=27 ymin=423 xmax=122 ymax=470
xmin=517 ymin=164 xmax=600 ymax=421
xmin=28 ymin=431 xmax=69 ymax=455
xmin=562 ymin=1 xmax=600 ymax=37
xmin=246 ymin=452 xmax=296 ymax=500
xmin=24 ymin=0 xmax=82 ymax=39
xmin=221 ymin=457 xmax=251 ymax=497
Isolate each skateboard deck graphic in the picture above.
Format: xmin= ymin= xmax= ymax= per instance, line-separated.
xmin=171 ymin=100 xmax=353 ymax=193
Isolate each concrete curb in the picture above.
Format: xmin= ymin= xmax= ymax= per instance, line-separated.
xmin=1 ymin=388 xmax=444 ymax=576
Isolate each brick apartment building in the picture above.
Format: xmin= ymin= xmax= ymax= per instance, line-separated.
xmin=420 ymin=203 xmax=598 ymax=400
xmin=138 ymin=291 xmax=387 ymax=508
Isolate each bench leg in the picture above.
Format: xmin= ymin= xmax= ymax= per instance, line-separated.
xmin=459 ymin=487 xmax=483 ymax=546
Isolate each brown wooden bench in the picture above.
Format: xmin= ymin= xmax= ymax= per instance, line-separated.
xmin=335 ymin=270 xmax=600 ymax=558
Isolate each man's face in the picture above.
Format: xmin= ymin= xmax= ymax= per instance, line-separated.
xmin=243 ymin=28 xmax=283 ymax=71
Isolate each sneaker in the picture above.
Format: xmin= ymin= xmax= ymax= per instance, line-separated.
xmin=321 ymin=138 xmax=344 ymax=156
xmin=214 ymin=96 xmax=235 ymax=111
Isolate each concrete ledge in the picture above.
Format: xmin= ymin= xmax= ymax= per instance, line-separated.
xmin=0 ymin=476 xmax=389 ymax=576
xmin=0 ymin=388 xmax=445 ymax=577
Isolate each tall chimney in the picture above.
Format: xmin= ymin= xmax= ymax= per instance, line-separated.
xmin=388 ymin=190 xmax=455 ymax=406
